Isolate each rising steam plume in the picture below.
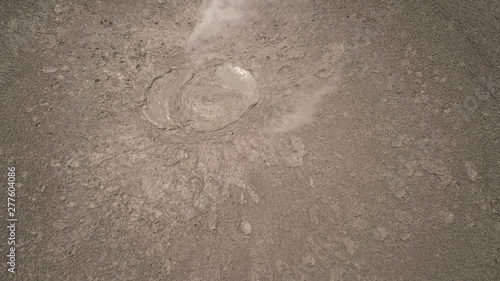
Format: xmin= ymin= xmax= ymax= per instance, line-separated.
xmin=186 ymin=0 xmax=247 ymax=51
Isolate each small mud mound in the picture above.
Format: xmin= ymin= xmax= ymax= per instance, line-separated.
xmin=142 ymin=58 xmax=259 ymax=135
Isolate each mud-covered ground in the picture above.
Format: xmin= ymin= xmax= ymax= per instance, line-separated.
xmin=1 ymin=0 xmax=500 ymax=280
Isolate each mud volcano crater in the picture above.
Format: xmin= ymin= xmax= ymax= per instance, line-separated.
xmin=142 ymin=59 xmax=260 ymax=134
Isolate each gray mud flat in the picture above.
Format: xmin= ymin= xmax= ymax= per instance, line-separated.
xmin=0 ymin=0 xmax=499 ymax=280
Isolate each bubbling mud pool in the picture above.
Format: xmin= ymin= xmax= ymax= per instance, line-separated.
xmin=141 ymin=58 xmax=260 ymax=133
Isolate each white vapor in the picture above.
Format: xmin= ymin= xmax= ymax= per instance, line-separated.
xmin=187 ymin=0 xmax=247 ymax=51
xmin=273 ymin=85 xmax=338 ymax=133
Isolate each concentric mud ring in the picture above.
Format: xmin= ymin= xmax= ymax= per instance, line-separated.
xmin=142 ymin=58 xmax=260 ymax=140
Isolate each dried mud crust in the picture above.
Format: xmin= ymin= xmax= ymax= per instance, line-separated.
xmin=0 ymin=42 xmax=18 ymax=91
xmin=2 ymin=0 xmax=500 ymax=280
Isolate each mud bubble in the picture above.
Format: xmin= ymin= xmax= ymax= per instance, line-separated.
xmin=142 ymin=59 xmax=260 ymax=134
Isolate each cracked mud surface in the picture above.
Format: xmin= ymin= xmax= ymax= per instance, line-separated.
xmin=1 ymin=0 xmax=500 ymax=280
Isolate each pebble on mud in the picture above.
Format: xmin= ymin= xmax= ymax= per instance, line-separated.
xmin=54 ymin=4 xmax=69 ymax=14
xmin=377 ymin=226 xmax=388 ymax=240
xmin=303 ymin=254 xmax=316 ymax=267
xmin=240 ymin=221 xmax=252 ymax=235
xmin=42 ymin=67 xmax=58 ymax=73
xmin=465 ymin=161 xmax=478 ymax=182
